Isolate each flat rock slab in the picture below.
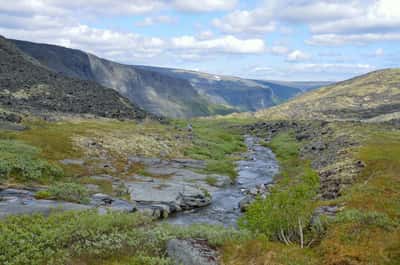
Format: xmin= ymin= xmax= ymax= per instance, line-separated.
xmin=167 ymin=239 xmax=219 ymax=265
xmin=127 ymin=180 xmax=211 ymax=209
xmin=0 ymin=198 xmax=91 ymax=218
xmin=0 ymin=188 xmax=136 ymax=218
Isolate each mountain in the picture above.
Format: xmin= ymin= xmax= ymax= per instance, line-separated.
xmin=254 ymin=69 xmax=400 ymax=121
xmin=134 ymin=66 xmax=304 ymax=111
xmin=12 ymin=38 xmax=313 ymax=118
xmin=266 ymin=80 xmax=332 ymax=92
xmin=0 ymin=36 xmax=146 ymax=120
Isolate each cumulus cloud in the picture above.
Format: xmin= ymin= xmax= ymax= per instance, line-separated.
xmin=286 ymin=50 xmax=310 ymax=62
xmin=172 ymin=0 xmax=237 ymax=12
xmin=136 ymin=15 xmax=175 ymax=27
xmin=171 ymin=35 xmax=266 ymax=54
xmin=213 ymin=9 xmax=276 ymax=34
xmin=212 ymin=0 xmax=400 ymax=45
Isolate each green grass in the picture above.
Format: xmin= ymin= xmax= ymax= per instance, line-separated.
xmin=240 ymin=132 xmax=319 ymax=244
xmin=180 ymin=119 xmax=246 ymax=179
xmin=0 ymin=139 xmax=63 ymax=184
xmin=318 ymin=125 xmax=400 ymax=265
xmin=0 ymin=210 xmax=248 ymax=265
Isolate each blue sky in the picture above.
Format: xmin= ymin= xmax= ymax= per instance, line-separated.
xmin=0 ymin=0 xmax=399 ymax=81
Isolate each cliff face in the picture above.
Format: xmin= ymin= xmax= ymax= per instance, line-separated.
xmin=0 ymin=36 xmax=146 ymax=120
xmin=13 ymin=39 xmax=319 ymax=118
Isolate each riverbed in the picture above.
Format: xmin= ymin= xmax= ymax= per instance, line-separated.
xmin=168 ymin=136 xmax=279 ymax=226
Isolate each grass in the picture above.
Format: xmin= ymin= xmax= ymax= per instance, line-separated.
xmin=180 ymin=119 xmax=246 ymax=180
xmin=224 ymin=124 xmax=400 ymax=265
xmin=0 ymin=210 xmax=249 ymax=265
xmin=318 ymin=125 xmax=400 ymax=265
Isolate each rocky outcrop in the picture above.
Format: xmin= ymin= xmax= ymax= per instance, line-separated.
xmin=0 ymin=188 xmax=136 ymax=218
xmin=167 ymin=239 xmax=219 ymax=265
xmin=0 ymin=36 xmax=146 ymax=120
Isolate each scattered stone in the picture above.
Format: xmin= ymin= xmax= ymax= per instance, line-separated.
xmin=167 ymin=239 xmax=219 ymax=265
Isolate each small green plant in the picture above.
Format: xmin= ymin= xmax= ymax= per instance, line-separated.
xmin=334 ymin=209 xmax=397 ymax=230
xmin=240 ymin=132 xmax=319 ymax=248
xmin=47 ymin=182 xmax=90 ymax=204
xmin=0 ymin=139 xmax=63 ymax=183
xmin=205 ymin=176 xmax=218 ymax=186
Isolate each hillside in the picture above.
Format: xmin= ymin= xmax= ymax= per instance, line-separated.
xmin=135 ymin=66 xmax=304 ymax=111
xmin=254 ymin=69 xmax=400 ymax=121
xmin=0 ymin=36 xmax=146 ymax=120
xmin=12 ymin=38 xmax=320 ymax=118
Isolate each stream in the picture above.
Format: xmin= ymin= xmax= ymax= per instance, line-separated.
xmin=168 ymin=136 xmax=279 ymax=226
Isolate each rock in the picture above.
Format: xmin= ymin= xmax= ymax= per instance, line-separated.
xmin=239 ymin=195 xmax=253 ymax=212
xmin=167 ymin=239 xmax=219 ymax=265
xmin=59 ymin=159 xmax=85 ymax=166
xmin=127 ymin=180 xmax=211 ymax=217
xmin=90 ymin=193 xmax=136 ymax=213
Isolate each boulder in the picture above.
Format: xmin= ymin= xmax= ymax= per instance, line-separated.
xmin=167 ymin=239 xmax=219 ymax=265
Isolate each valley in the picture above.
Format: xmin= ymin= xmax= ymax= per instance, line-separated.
xmin=0 ymin=34 xmax=399 ymax=265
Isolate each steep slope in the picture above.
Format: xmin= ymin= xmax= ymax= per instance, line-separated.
xmin=0 ymin=36 xmax=146 ymax=119
xmin=135 ymin=66 xmax=303 ymax=111
xmin=13 ymin=38 xmax=313 ymax=117
xmin=254 ymin=69 xmax=400 ymax=121
xmin=13 ymin=39 xmax=236 ymax=118
xmin=266 ymin=80 xmax=332 ymax=92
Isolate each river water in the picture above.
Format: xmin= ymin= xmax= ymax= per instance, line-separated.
xmin=168 ymin=136 xmax=279 ymax=226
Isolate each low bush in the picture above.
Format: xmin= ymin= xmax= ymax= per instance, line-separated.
xmin=239 ymin=132 xmax=319 ymax=247
xmin=0 ymin=211 xmax=248 ymax=265
xmin=333 ymin=209 xmax=397 ymax=230
xmin=46 ymin=182 xmax=90 ymax=204
xmin=0 ymin=139 xmax=63 ymax=183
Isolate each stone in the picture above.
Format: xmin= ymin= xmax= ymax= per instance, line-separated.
xmin=239 ymin=195 xmax=253 ymax=212
xmin=167 ymin=239 xmax=219 ymax=265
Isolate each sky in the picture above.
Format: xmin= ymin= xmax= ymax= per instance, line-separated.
xmin=0 ymin=0 xmax=399 ymax=81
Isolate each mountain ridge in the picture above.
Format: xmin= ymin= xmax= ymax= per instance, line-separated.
xmin=0 ymin=36 xmax=146 ymax=120
xmin=12 ymin=38 xmax=327 ymax=118
xmin=253 ymin=68 xmax=400 ymax=121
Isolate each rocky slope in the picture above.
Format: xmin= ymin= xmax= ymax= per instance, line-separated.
xmin=135 ymin=66 xmax=305 ymax=111
xmin=0 ymin=36 xmax=146 ymax=120
xmin=254 ymin=69 xmax=400 ymax=121
xmin=12 ymin=38 xmax=325 ymax=118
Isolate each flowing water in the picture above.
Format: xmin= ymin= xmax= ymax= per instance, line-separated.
xmin=168 ymin=136 xmax=279 ymax=226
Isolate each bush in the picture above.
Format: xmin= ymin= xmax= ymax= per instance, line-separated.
xmin=0 ymin=139 xmax=63 ymax=183
xmin=47 ymin=182 xmax=90 ymax=204
xmin=0 ymin=211 xmax=248 ymax=265
xmin=334 ymin=209 xmax=397 ymax=230
xmin=239 ymin=132 xmax=319 ymax=247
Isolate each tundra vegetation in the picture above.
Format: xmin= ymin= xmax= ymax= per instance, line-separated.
xmin=0 ymin=116 xmax=399 ymax=265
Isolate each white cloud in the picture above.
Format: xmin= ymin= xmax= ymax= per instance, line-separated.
xmin=172 ymin=0 xmax=237 ymax=12
xmin=286 ymin=50 xmax=310 ymax=62
xmin=375 ymin=48 xmax=385 ymax=56
xmin=212 ymin=0 xmax=400 ymax=45
xmin=270 ymin=45 xmax=290 ymax=55
xmin=307 ymin=33 xmax=400 ymax=45
xmin=213 ymin=9 xmax=276 ymax=34
xmin=136 ymin=15 xmax=175 ymax=27
xmin=171 ymin=35 xmax=266 ymax=54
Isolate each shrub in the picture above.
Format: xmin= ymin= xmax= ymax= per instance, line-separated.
xmin=239 ymin=132 xmax=319 ymax=247
xmin=47 ymin=182 xmax=90 ymax=204
xmin=0 ymin=139 xmax=63 ymax=183
xmin=0 ymin=211 xmax=247 ymax=265
xmin=334 ymin=209 xmax=397 ymax=230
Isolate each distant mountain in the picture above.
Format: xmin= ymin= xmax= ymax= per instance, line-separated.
xmin=12 ymin=38 xmax=320 ymax=118
xmin=134 ymin=66 xmax=304 ymax=112
xmin=266 ymin=80 xmax=332 ymax=92
xmin=254 ymin=69 xmax=400 ymax=121
xmin=0 ymin=36 xmax=146 ymax=120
